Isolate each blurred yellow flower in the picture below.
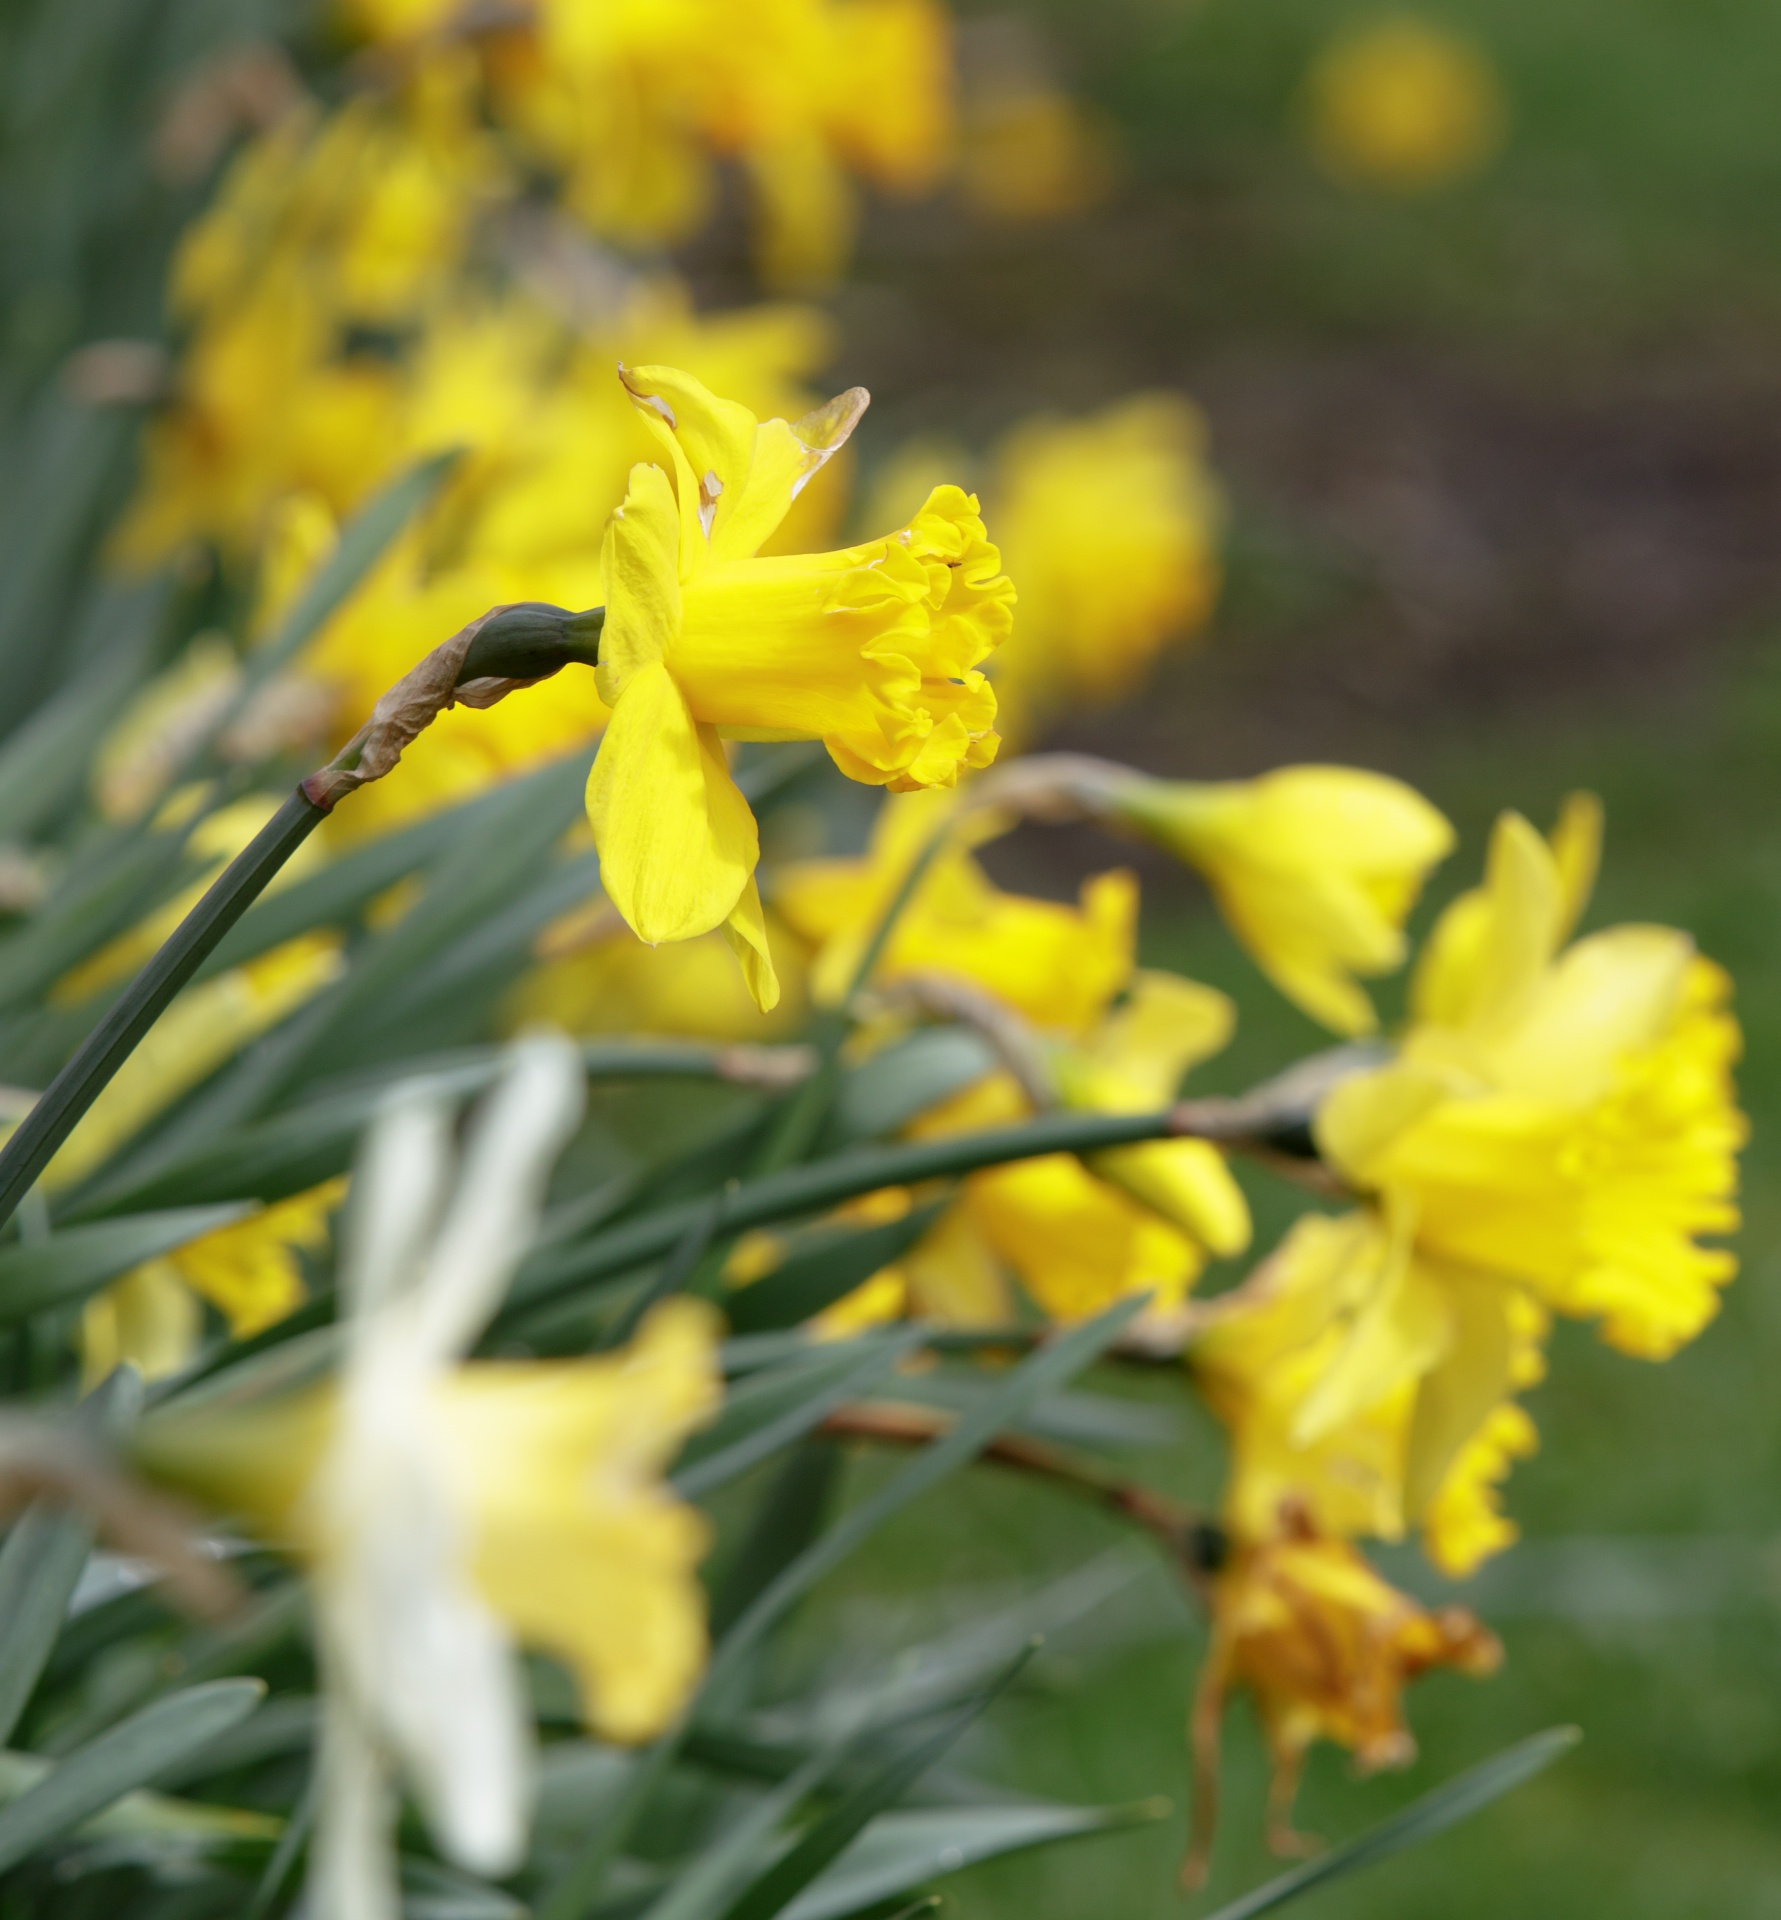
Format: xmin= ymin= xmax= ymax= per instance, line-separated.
xmin=960 ymin=84 xmax=1117 ymax=222
xmin=482 ymin=0 xmax=954 ymax=287
xmin=1106 ymin=764 xmax=1455 ymax=1035
xmin=775 ymin=788 xmax=1128 ymax=1031
xmin=587 ymin=363 xmax=1012 ymax=1010
xmin=1187 ymin=1512 xmax=1499 ymax=1883
xmin=1306 ymin=15 xmax=1506 ymax=192
xmin=82 ymin=1180 xmax=347 ymax=1387
xmin=864 ymin=396 xmax=1223 ymax=749
xmin=1192 ymin=1207 xmax=1548 ymax=1575
xmin=509 ymin=913 xmax=810 ymax=1041
xmin=1318 ymin=798 xmax=1746 ymax=1359
xmin=988 ymin=396 xmax=1222 ymax=748
xmin=778 ymin=800 xmax=1248 ymax=1325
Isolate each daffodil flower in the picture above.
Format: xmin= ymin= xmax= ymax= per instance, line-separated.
xmin=1103 ymin=764 xmax=1455 ymax=1035
xmin=138 ymin=1035 xmax=721 ymax=1919
xmin=1191 ymin=1207 xmax=1546 ymax=1577
xmin=1317 ymin=795 xmax=1745 ymax=1360
xmin=587 ymin=365 xmax=1014 ymax=1012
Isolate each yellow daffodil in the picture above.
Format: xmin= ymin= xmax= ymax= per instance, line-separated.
xmin=1186 ymin=1509 xmax=1499 ymax=1885
xmin=486 ymin=0 xmax=953 ymax=287
xmin=1192 ymin=1207 xmax=1548 ymax=1575
xmin=1307 ymin=16 xmax=1506 ymax=193
xmin=83 ymin=1180 xmax=347 ymax=1388
xmin=987 ymin=396 xmax=1221 ymax=747
xmin=1318 ymin=797 xmax=1746 ymax=1361
xmin=587 ymin=364 xmax=1013 ymax=1012
xmin=775 ymin=788 xmax=1128 ymax=1031
xmin=140 ymin=1038 xmax=720 ymax=1917
xmin=1101 ymin=764 xmax=1455 ymax=1034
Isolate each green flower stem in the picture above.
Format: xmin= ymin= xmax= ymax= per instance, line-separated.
xmin=0 ymin=603 xmax=604 ymax=1235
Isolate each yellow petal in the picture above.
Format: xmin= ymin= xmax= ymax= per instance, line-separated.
xmin=1087 ymin=1138 xmax=1252 ymax=1256
xmin=1315 ymin=1057 xmax=1455 ymax=1183
xmin=1411 ymin=810 xmax=1559 ymax=1032
xmin=1550 ymin=790 xmax=1603 ymax=941
xmin=82 ymin=1261 xmax=203 ymax=1390
xmin=1402 ymin=1272 xmax=1516 ymax=1520
xmin=723 ymin=875 xmax=781 ymax=1013
xmin=966 ymin=1153 xmax=1202 ymax=1322
xmin=619 ymin=363 xmax=868 ymax=567
xmin=586 ymin=663 xmax=756 ymax=944
xmin=1483 ymin=923 xmax=1691 ymax=1105
xmin=1080 ymin=968 xmax=1235 ymax=1107
xmin=448 ymin=1300 xmax=721 ymax=1744
xmin=595 ymin=463 xmax=681 ymax=706
xmin=1291 ymin=1200 xmax=1452 ymax=1445
xmin=902 ymin=1204 xmax=1013 ymax=1327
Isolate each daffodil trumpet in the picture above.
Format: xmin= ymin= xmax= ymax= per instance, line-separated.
xmin=0 ymin=600 xmax=608 ymax=1235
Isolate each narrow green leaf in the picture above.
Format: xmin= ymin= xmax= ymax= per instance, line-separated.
xmin=776 ymin=1801 xmax=1163 ymax=1920
xmin=0 ymin=1677 xmax=265 ymax=1874
xmin=0 ymin=1204 xmax=249 ymax=1322
xmin=724 ymin=1207 xmax=945 ymax=1336
xmin=1203 ymin=1727 xmax=1581 ymax=1920
xmin=0 ymin=1505 xmax=94 ymax=1746
xmin=711 ymin=1439 xmax=844 ymax=1641
xmin=536 ymin=1297 xmax=1146 ymax=1920
xmin=641 ymin=1735 xmax=854 ymax=1920
xmin=674 ymin=1334 xmax=921 ymax=1501
xmin=720 ymin=1644 xmax=1039 ymax=1920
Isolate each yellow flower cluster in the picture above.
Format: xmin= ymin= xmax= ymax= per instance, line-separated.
xmin=341 ymin=0 xmax=954 ymax=288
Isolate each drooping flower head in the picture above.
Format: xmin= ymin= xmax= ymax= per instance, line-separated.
xmin=1185 ymin=1507 xmax=1500 ymax=1886
xmin=1100 ymin=763 xmax=1455 ymax=1035
xmin=587 ymin=364 xmax=1013 ymax=1011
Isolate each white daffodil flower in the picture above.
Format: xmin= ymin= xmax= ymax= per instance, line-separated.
xmin=141 ymin=1034 xmax=723 ymax=1920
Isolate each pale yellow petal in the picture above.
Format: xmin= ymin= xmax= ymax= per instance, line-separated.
xmin=1402 ymin=1272 xmax=1516 ymax=1520
xmin=1084 ymin=969 xmax=1235 ymax=1106
xmin=723 ymin=874 xmax=781 ymax=1014
xmin=1088 ymin=1137 xmax=1252 ymax=1257
xmin=1549 ymin=790 xmax=1603 ymax=942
